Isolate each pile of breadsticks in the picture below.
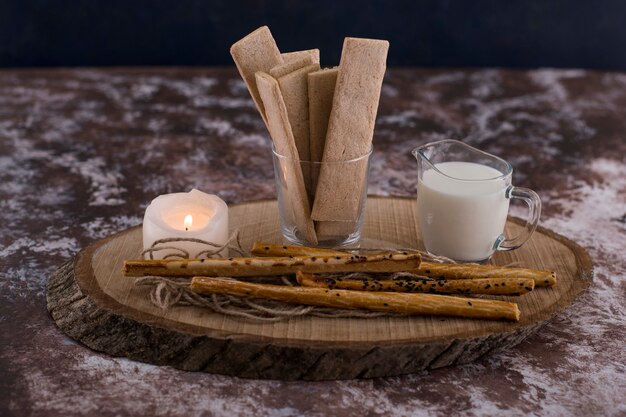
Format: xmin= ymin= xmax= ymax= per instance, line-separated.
xmin=124 ymin=243 xmax=557 ymax=322
xmin=230 ymin=26 xmax=388 ymax=245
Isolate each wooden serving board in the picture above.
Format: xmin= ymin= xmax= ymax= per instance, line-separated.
xmin=47 ymin=197 xmax=592 ymax=380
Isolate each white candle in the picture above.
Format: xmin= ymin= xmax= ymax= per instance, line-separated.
xmin=142 ymin=189 xmax=229 ymax=259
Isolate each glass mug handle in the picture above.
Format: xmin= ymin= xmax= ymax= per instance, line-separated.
xmin=494 ymin=185 xmax=542 ymax=251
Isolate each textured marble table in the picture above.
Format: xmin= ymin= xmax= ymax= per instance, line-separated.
xmin=0 ymin=68 xmax=624 ymax=417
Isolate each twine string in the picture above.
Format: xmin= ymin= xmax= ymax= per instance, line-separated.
xmin=134 ymin=276 xmax=392 ymax=322
xmin=142 ymin=230 xmax=248 ymax=259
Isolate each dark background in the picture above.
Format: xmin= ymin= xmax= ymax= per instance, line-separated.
xmin=2 ymin=0 xmax=626 ymax=69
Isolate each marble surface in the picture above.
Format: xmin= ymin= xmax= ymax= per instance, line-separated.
xmin=0 ymin=67 xmax=624 ymax=417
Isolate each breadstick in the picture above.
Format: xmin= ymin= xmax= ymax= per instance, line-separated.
xmin=124 ymin=252 xmax=421 ymax=278
xmin=252 ymin=242 xmax=342 ymax=257
xmin=296 ymin=272 xmax=535 ymax=296
xmin=191 ymin=277 xmax=521 ymax=321
xmin=251 ymin=242 xmax=557 ymax=287
xmin=311 ymin=37 xmax=389 ymax=221
xmin=255 ymin=72 xmax=317 ymax=244
xmin=230 ymin=26 xmax=284 ymax=123
xmin=282 ymin=49 xmax=320 ymax=65
xmin=415 ymin=263 xmax=557 ymax=287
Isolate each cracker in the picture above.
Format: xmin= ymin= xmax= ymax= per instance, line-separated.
xmin=315 ymin=220 xmax=358 ymax=242
xmin=311 ymin=38 xmax=388 ymax=221
xmin=255 ymin=72 xmax=318 ymax=245
xmin=308 ymin=67 xmax=338 ymax=176
xmin=230 ymin=26 xmax=284 ymax=123
xmin=270 ymin=56 xmax=315 ymax=79
xmin=276 ymin=63 xmax=321 ymax=198
xmin=282 ymin=49 xmax=320 ymax=65
xmin=308 ymin=68 xmax=348 ymax=238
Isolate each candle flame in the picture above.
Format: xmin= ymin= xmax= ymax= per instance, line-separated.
xmin=184 ymin=214 xmax=193 ymax=231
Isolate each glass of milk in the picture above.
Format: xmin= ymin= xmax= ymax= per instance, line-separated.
xmin=412 ymin=140 xmax=541 ymax=263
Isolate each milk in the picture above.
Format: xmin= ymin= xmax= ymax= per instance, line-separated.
xmin=417 ymin=161 xmax=509 ymax=262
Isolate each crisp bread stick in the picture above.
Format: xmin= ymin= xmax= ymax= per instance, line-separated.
xmin=123 ymin=252 xmax=421 ymax=277
xmin=270 ymin=56 xmax=316 ymax=79
xmin=416 ymin=263 xmax=557 ymax=287
xmin=251 ymin=242 xmax=557 ymax=287
xmin=230 ymin=26 xmax=284 ymax=124
xmin=251 ymin=242 xmax=342 ymax=257
xmin=191 ymin=277 xmax=521 ymax=321
xmin=282 ymin=49 xmax=320 ymax=65
xmin=277 ymin=63 xmax=321 ymax=198
xmin=256 ymin=71 xmax=318 ymax=244
xmin=296 ymin=271 xmax=535 ymax=296
xmin=311 ymin=38 xmax=388 ymax=221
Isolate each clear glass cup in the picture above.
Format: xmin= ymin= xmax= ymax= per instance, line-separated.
xmin=271 ymin=145 xmax=373 ymax=248
xmin=412 ymin=139 xmax=541 ymax=263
